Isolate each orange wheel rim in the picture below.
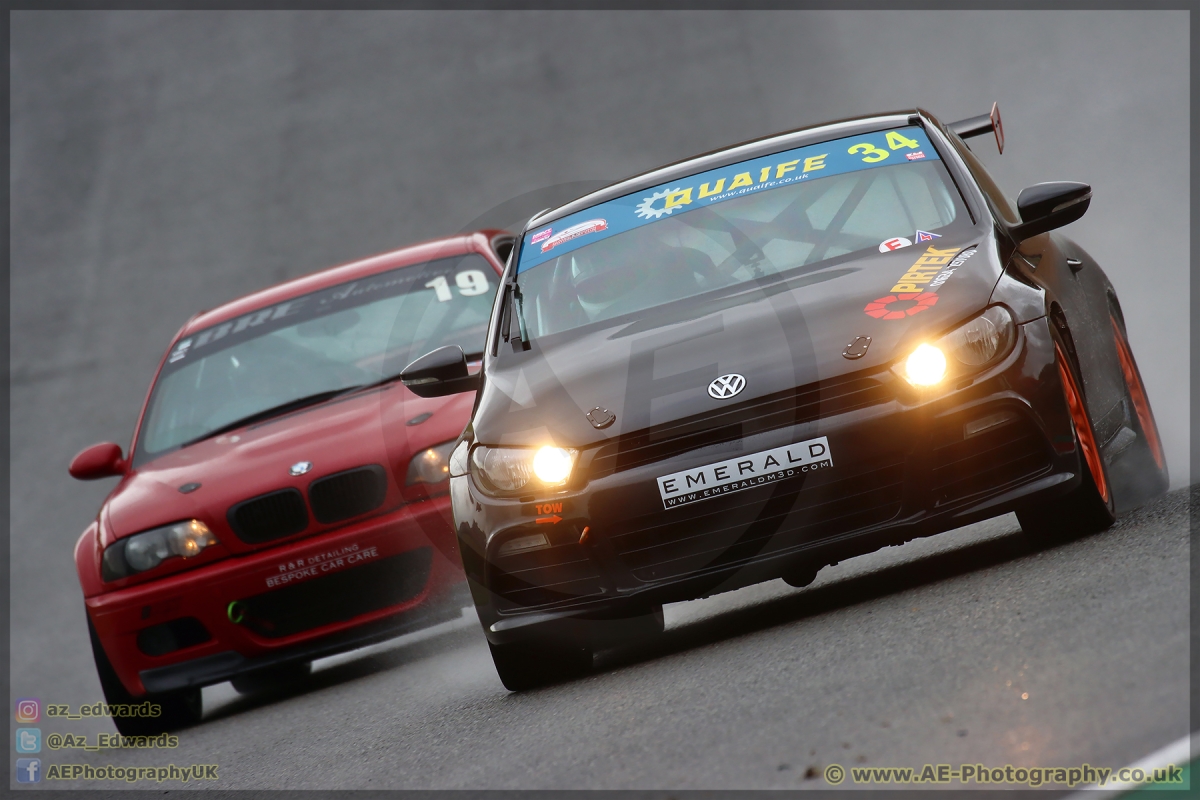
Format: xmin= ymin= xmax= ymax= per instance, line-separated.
xmin=1055 ymin=344 xmax=1109 ymax=503
xmin=1110 ymin=317 xmax=1165 ymax=470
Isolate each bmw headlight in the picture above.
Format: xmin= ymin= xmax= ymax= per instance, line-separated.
xmin=470 ymin=445 xmax=578 ymax=497
xmin=406 ymin=440 xmax=458 ymax=485
xmin=895 ymin=306 xmax=1015 ymax=388
xmin=102 ymin=520 xmax=218 ymax=581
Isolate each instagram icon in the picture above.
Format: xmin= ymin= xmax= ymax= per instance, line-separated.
xmin=15 ymin=698 xmax=40 ymax=723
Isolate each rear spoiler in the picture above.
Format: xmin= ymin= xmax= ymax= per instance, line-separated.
xmin=947 ymin=102 xmax=1005 ymax=154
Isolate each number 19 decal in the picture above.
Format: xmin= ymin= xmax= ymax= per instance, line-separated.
xmin=425 ymin=270 xmax=490 ymax=302
xmin=848 ymin=130 xmax=922 ymax=164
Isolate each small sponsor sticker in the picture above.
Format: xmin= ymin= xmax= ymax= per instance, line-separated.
xmin=530 ymin=227 xmax=553 ymax=244
xmin=540 ymin=219 xmax=608 ymax=252
xmin=915 ymin=230 xmax=941 ymax=242
xmin=879 ymin=237 xmax=913 ymax=253
xmin=657 ymin=436 xmax=833 ymax=509
xmin=906 ymin=151 xmax=926 ymax=161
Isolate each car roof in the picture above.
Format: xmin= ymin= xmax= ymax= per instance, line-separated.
xmin=181 ymin=230 xmax=508 ymax=335
xmin=528 ymin=110 xmax=922 ymax=230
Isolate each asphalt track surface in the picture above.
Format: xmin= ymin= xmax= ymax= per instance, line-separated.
xmin=9 ymin=9 xmax=1191 ymax=792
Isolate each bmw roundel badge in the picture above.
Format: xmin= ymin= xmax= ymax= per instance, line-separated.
xmin=289 ymin=461 xmax=313 ymax=476
xmin=708 ymin=374 xmax=746 ymax=400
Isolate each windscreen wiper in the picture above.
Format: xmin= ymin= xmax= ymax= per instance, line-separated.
xmin=498 ymin=282 xmax=530 ymax=352
xmin=179 ymin=387 xmax=352 ymax=448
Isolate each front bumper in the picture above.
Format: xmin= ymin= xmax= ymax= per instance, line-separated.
xmin=456 ymin=316 xmax=1083 ymax=644
xmin=87 ymin=495 xmax=465 ymax=696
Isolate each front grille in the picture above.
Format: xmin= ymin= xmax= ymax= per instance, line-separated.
xmin=931 ymin=412 xmax=1053 ymax=505
xmin=136 ymin=617 xmax=211 ymax=656
xmin=608 ymin=458 xmax=905 ymax=583
xmin=235 ymin=547 xmax=432 ymax=638
xmin=590 ymin=376 xmax=891 ymax=478
xmin=227 ymin=489 xmax=308 ymax=544
xmin=487 ymin=526 xmax=604 ymax=612
xmin=308 ymin=464 xmax=388 ymax=524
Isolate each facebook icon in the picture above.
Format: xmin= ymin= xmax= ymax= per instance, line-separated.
xmin=16 ymin=757 xmax=41 ymax=783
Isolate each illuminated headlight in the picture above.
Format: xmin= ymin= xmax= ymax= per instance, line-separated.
xmin=406 ymin=440 xmax=457 ymax=485
xmin=102 ymin=520 xmax=218 ymax=581
xmin=470 ymin=445 xmax=578 ymax=497
xmin=903 ymin=343 xmax=947 ymax=386
xmin=895 ymin=306 xmax=1015 ymax=388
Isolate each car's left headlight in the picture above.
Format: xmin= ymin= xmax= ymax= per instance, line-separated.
xmin=406 ymin=440 xmax=458 ymax=485
xmin=102 ymin=520 xmax=218 ymax=581
xmin=470 ymin=445 xmax=578 ymax=497
xmin=895 ymin=306 xmax=1016 ymax=388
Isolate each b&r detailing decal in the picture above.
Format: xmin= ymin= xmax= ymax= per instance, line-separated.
xmin=863 ymin=245 xmax=978 ymax=321
xmin=657 ymin=436 xmax=833 ymax=509
xmin=266 ymin=543 xmax=379 ymax=588
xmin=518 ymin=127 xmax=941 ymax=273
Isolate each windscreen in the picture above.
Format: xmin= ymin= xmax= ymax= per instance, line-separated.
xmin=512 ymin=126 xmax=969 ymax=337
xmin=137 ymin=254 xmax=496 ymax=462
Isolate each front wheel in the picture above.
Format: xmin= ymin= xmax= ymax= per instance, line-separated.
xmin=488 ymin=632 xmax=592 ymax=691
xmin=87 ymin=616 xmax=202 ymax=735
xmin=1017 ymin=341 xmax=1115 ymax=542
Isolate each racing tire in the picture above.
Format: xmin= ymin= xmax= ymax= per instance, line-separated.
xmin=1105 ymin=314 xmax=1169 ymax=512
xmin=230 ymin=660 xmax=312 ymax=695
xmin=1016 ymin=339 xmax=1115 ymax=542
xmin=87 ymin=615 xmax=202 ymax=736
xmin=487 ymin=633 xmax=593 ymax=692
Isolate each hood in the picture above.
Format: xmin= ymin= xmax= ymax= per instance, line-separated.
xmin=103 ymin=385 xmax=474 ymax=551
xmin=474 ymin=232 xmax=1003 ymax=448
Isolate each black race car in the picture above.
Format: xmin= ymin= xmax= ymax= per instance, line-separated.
xmin=402 ymin=105 xmax=1168 ymax=690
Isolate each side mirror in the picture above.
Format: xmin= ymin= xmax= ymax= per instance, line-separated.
xmin=400 ymin=345 xmax=480 ymax=398
xmin=1011 ymin=181 xmax=1091 ymax=241
xmin=69 ymin=442 xmax=127 ymax=480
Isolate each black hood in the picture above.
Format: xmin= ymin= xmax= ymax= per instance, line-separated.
xmin=474 ymin=231 xmax=1003 ymax=448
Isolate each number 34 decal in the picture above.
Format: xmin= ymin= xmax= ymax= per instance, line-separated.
xmin=425 ymin=270 xmax=490 ymax=302
xmin=848 ymin=131 xmax=921 ymax=163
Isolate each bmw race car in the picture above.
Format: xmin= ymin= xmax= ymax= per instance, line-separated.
xmin=71 ymin=231 xmax=511 ymax=732
xmin=401 ymin=106 xmax=1168 ymax=690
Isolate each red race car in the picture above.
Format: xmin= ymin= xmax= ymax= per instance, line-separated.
xmin=70 ymin=231 xmax=513 ymax=734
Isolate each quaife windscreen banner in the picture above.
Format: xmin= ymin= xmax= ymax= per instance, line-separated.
xmin=517 ymin=126 xmax=941 ymax=274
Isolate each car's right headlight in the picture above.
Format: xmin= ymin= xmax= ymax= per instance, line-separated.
xmin=894 ymin=306 xmax=1016 ymax=388
xmin=102 ymin=520 xmax=219 ymax=581
xmin=469 ymin=445 xmax=578 ymax=497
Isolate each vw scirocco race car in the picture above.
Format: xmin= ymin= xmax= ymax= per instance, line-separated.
xmin=71 ymin=231 xmax=511 ymax=732
xmin=401 ymin=106 xmax=1168 ymax=690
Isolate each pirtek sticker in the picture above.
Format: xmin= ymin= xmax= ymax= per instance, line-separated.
xmin=657 ymin=436 xmax=833 ymax=509
xmin=890 ymin=246 xmax=958 ymax=293
xmin=863 ymin=245 xmax=977 ymax=321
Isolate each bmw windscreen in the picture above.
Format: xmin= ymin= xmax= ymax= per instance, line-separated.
xmin=506 ymin=126 xmax=971 ymax=341
xmin=136 ymin=255 xmax=497 ymax=465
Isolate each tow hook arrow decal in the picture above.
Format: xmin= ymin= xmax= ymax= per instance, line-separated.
xmin=535 ymin=515 xmax=563 ymax=524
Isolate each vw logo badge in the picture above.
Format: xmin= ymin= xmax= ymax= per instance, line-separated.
xmin=708 ymin=373 xmax=746 ymax=400
xmin=289 ymin=461 xmax=313 ymax=476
